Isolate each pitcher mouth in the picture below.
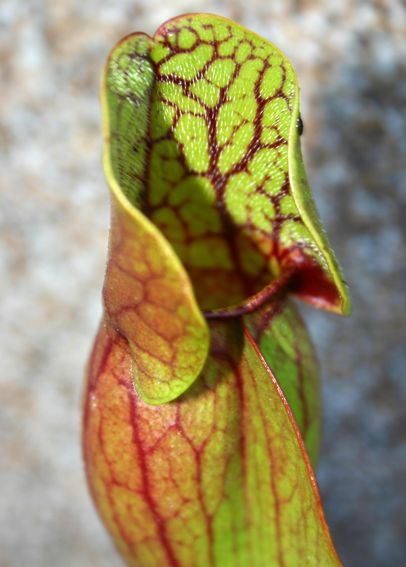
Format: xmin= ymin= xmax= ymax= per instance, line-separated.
xmin=203 ymin=245 xmax=343 ymax=319
xmin=102 ymin=15 xmax=350 ymax=318
xmin=203 ymin=266 xmax=295 ymax=318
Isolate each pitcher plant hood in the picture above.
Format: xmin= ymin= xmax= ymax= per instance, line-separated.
xmin=100 ymin=13 xmax=350 ymax=405
xmin=83 ymin=13 xmax=351 ymax=567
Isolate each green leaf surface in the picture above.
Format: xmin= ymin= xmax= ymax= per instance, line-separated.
xmin=245 ymin=299 xmax=320 ymax=465
xmin=84 ymin=317 xmax=342 ymax=566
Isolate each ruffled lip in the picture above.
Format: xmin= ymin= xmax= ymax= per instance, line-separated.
xmin=101 ymin=18 xmax=351 ymax=319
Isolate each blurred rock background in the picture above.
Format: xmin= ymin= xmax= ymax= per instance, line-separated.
xmin=0 ymin=1 xmax=405 ymax=566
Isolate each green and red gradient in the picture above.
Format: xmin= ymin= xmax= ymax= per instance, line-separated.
xmin=83 ymin=13 xmax=350 ymax=567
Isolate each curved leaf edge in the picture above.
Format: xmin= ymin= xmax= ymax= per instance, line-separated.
xmin=101 ymin=50 xmax=210 ymax=404
xmin=243 ymin=323 xmax=343 ymax=567
xmin=287 ymin=74 xmax=350 ymax=316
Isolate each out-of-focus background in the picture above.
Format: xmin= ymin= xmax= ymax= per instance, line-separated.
xmin=1 ymin=1 xmax=405 ymax=566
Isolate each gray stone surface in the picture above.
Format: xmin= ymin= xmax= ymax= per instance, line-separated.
xmin=0 ymin=1 xmax=405 ymax=566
